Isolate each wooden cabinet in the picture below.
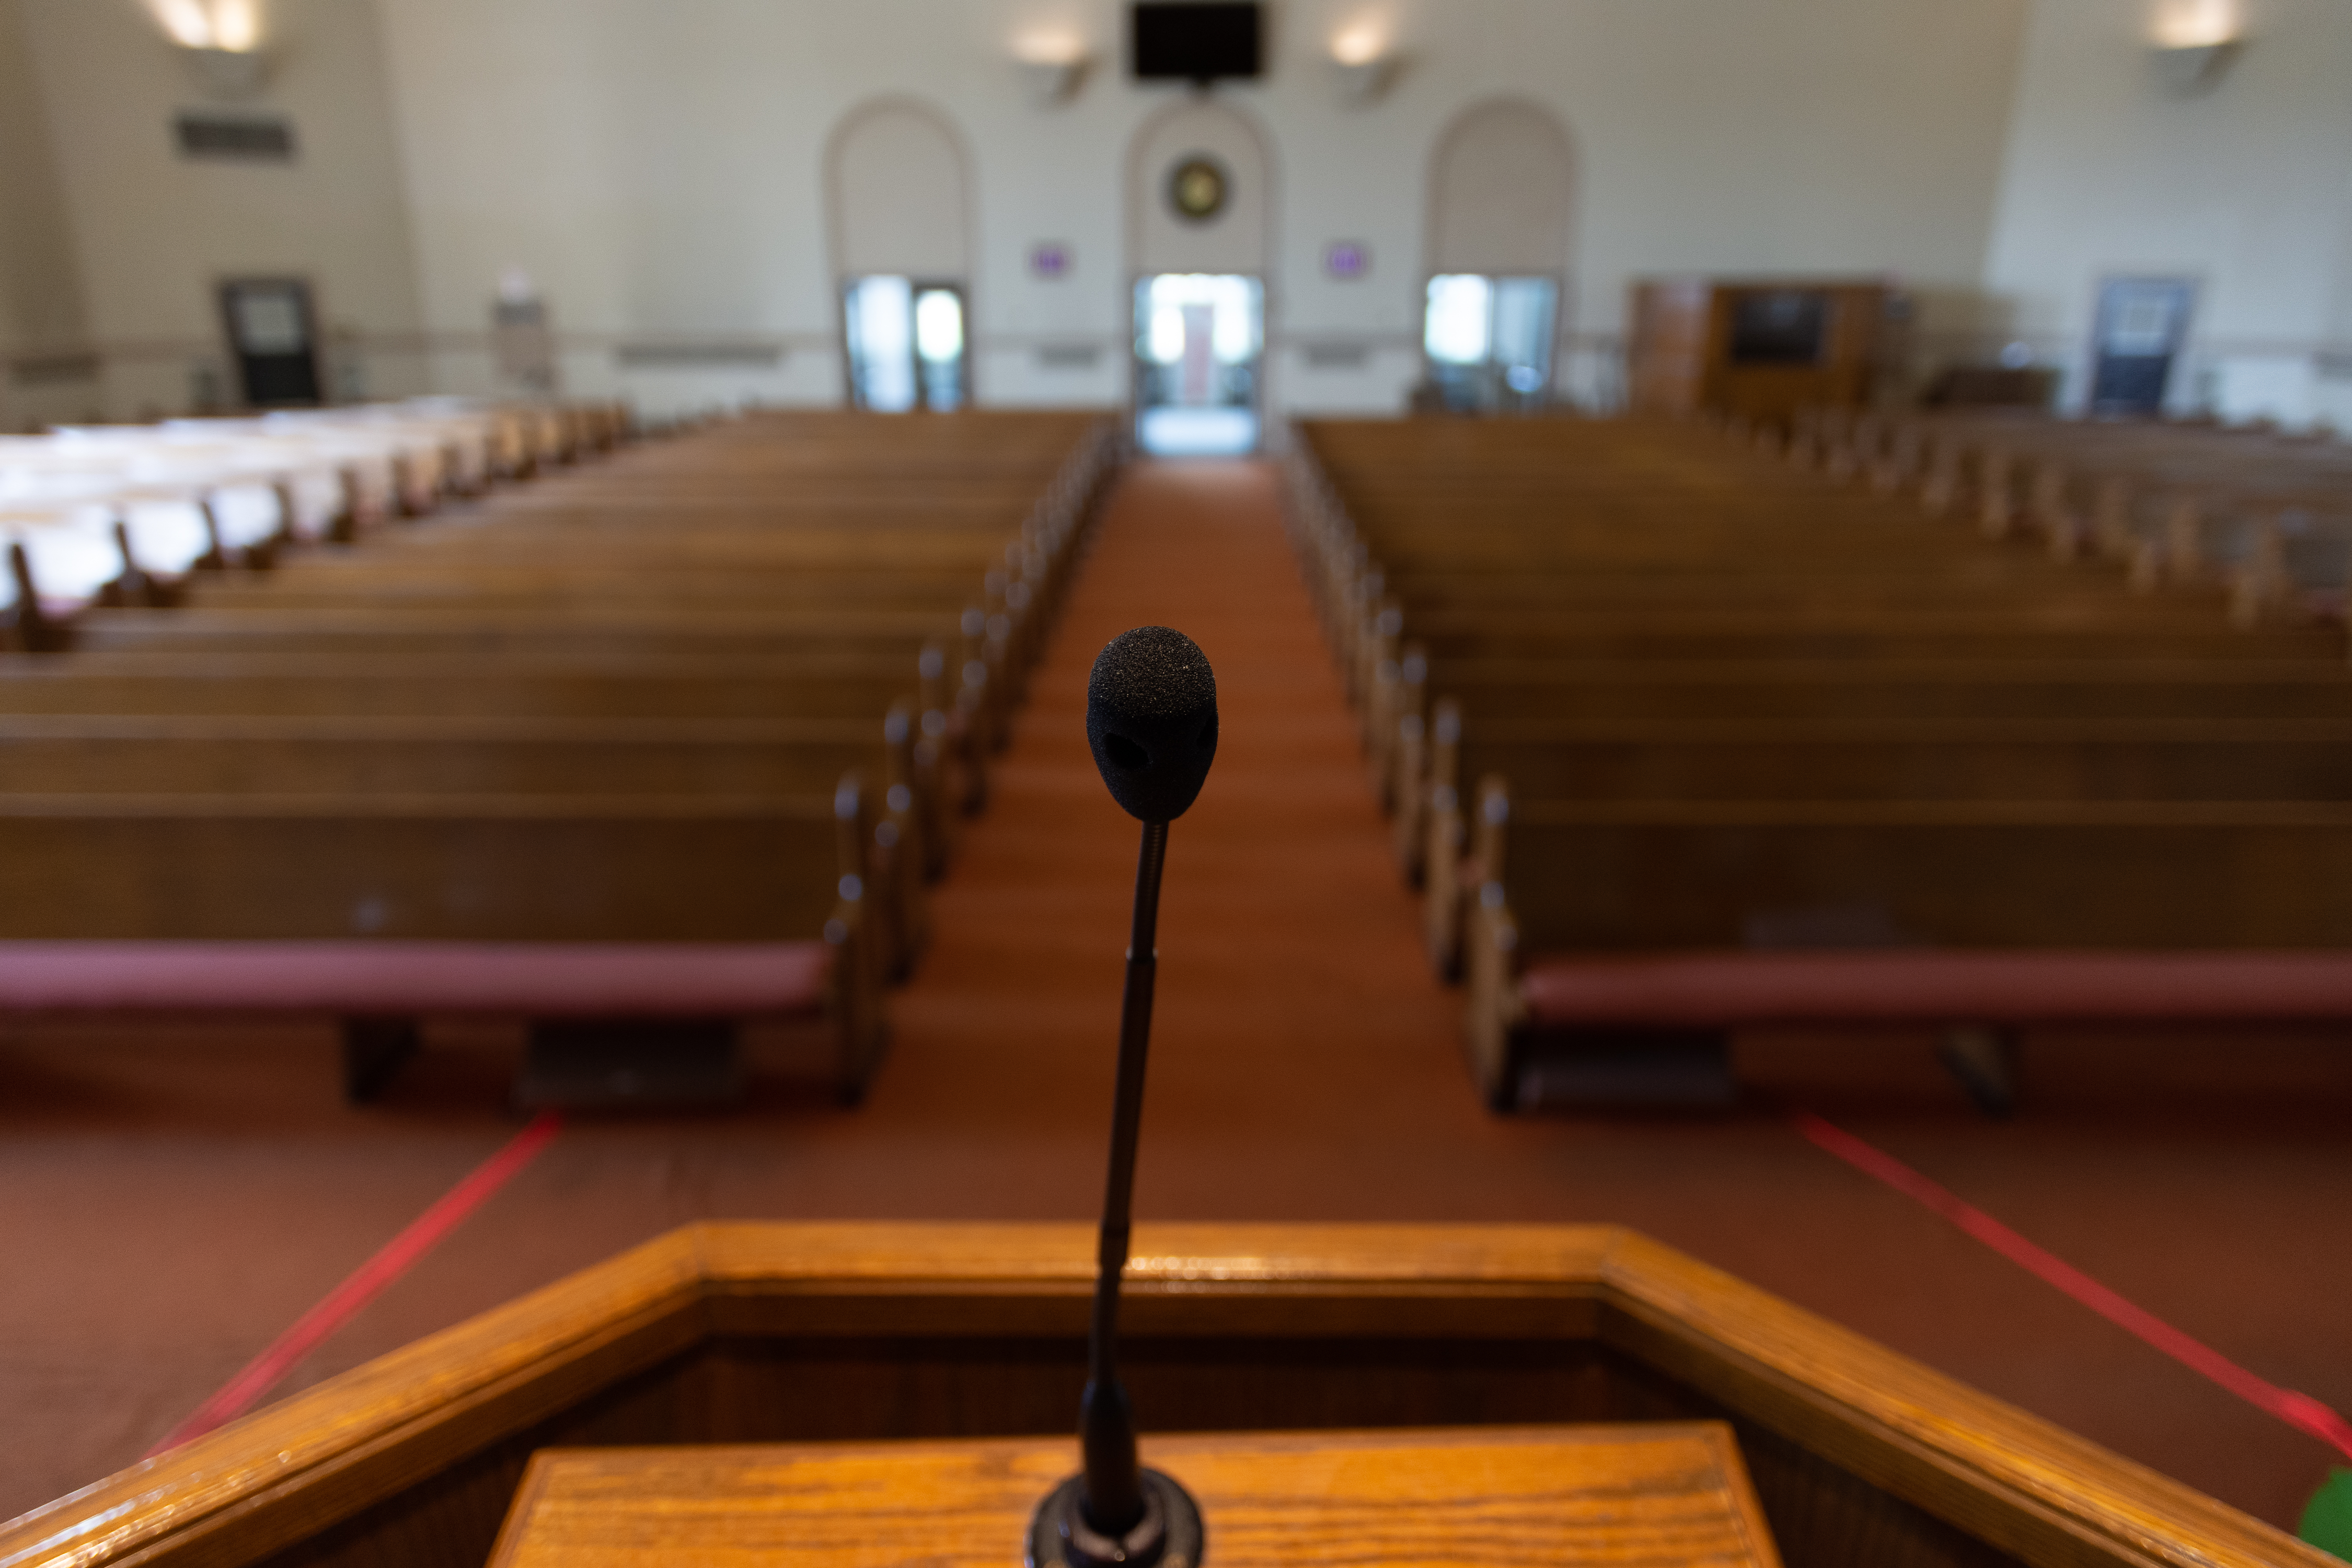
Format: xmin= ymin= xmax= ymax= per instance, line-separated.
xmin=1630 ymin=279 xmax=1905 ymax=426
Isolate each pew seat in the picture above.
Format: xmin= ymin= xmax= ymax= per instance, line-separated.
xmin=1499 ymin=948 xmax=2352 ymax=1114
xmin=1486 ymin=945 xmax=2352 ymax=1114
xmin=1520 ymin=948 xmax=2352 ymax=1026
xmin=0 ymin=937 xmax=832 ymax=1014
xmin=0 ymin=939 xmax=841 ymax=1104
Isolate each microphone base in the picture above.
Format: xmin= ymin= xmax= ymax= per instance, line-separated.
xmin=1026 ymin=1467 xmax=1205 ymax=1568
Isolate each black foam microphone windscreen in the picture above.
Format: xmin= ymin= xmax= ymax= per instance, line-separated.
xmin=1085 ymin=626 xmax=1218 ymax=823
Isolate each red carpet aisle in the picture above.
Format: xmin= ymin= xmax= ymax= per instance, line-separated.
xmin=2 ymin=463 xmax=2348 ymax=1530
xmin=861 ymin=459 xmax=1501 ymax=1214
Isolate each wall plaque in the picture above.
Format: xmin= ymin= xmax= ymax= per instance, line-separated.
xmin=1167 ymin=156 xmax=1228 ymax=223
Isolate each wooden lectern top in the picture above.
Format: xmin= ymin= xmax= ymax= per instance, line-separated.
xmin=487 ymin=1423 xmax=1782 ymax=1568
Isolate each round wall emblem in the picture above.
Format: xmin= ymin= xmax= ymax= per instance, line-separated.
xmin=1167 ymin=156 xmax=1229 ymax=223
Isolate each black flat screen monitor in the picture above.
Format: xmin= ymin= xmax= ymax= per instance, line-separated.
xmin=1728 ymin=290 xmax=1829 ymax=365
xmin=1132 ymin=3 xmax=1262 ymax=80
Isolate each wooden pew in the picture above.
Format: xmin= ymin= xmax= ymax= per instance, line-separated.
xmin=0 ymin=708 xmax=937 ymax=982
xmin=1459 ymin=780 xmax=2352 ymax=1108
xmin=1409 ymin=711 xmax=2352 ymax=948
xmin=0 ymin=778 xmax=886 ymax=1103
xmin=64 ymin=606 xmax=965 ymax=661
xmin=1382 ymin=660 xmax=2352 ymax=880
xmin=0 ymin=713 xmax=903 ymax=793
xmin=0 ymin=649 xmax=975 ymax=872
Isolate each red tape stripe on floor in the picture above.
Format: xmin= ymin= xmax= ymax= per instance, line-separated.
xmin=145 ymin=1111 xmax=563 ymax=1458
xmin=1792 ymin=1109 xmax=2352 ymax=1464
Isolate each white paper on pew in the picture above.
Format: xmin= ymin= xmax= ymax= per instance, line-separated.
xmin=118 ymin=497 xmax=213 ymax=576
xmin=208 ymin=483 xmax=283 ymax=548
xmin=0 ymin=401 xmax=521 ymax=559
xmin=3 ymin=509 xmax=120 ymax=603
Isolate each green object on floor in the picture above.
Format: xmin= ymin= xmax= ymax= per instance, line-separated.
xmin=2302 ymin=1468 xmax=2352 ymax=1562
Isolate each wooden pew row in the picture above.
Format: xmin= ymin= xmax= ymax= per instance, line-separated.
xmin=0 ymin=794 xmax=859 ymax=940
xmin=1411 ymin=713 xmax=2352 ymax=973
xmin=66 ymin=607 xmax=963 ymax=658
xmin=0 ymin=413 xmax=1127 ymax=1104
xmin=0 ymin=713 xmax=902 ymax=791
xmin=186 ymin=565 xmax=997 ymax=611
xmin=167 ymin=412 xmax=1123 ymax=755
xmin=1357 ymin=617 xmax=2338 ymax=808
xmin=9 ymin=411 xmax=1110 ymax=790
xmin=3 ymin=403 xmax=1091 ymax=655
xmin=65 ymin=411 xmax=1120 ymax=785
xmin=1379 ymin=658 xmax=2352 ymax=882
xmin=1285 ymin=417 xmax=2350 ymax=783
xmin=0 ymin=650 xmax=975 ymax=861
xmin=1424 ymin=717 xmax=2352 ymax=804
xmin=0 ymin=780 xmax=886 ymax=1104
xmin=1291 ymin=429 xmax=2339 ymax=639
xmin=1 ymin=400 xmax=636 ymax=650
xmin=1290 ymin=422 xmax=2350 ymax=754
xmin=1283 ymin=418 xmax=2352 ymax=1110
xmin=0 ymin=650 xmax=942 ymax=716
xmin=1788 ymin=407 xmax=2352 ymax=620
xmin=1460 ymin=785 xmax=2352 ymax=1110
xmin=1292 ymin=420 xmax=2343 ymax=593
xmin=1297 ymin=414 xmax=2348 ymax=592
xmin=0 ymin=709 xmax=938 ymax=983
xmin=1289 ymin=435 xmax=2277 ymax=799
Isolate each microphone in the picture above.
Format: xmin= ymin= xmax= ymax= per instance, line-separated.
xmin=1028 ymin=626 xmax=1216 ymax=1568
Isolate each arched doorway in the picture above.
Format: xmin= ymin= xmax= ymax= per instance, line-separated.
xmin=1126 ymin=100 xmax=1271 ymax=455
xmin=826 ymin=99 xmax=973 ymax=411
xmin=1422 ymin=99 xmax=1574 ymax=413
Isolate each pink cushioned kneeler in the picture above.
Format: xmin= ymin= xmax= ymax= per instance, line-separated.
xmin=0 ymin=942 xmax=829 ymax=1017
xmin=1519 ymin=951 xmax=2352 ymax=1029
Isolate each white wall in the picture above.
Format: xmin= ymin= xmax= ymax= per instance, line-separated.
xmin=1982 ymin=0 xmax=2352 ymax=423
xmin=13 ymin=0 xmax=426 ymax=417
xmin=367 ymin=0 xmax=2032 ymax=420
xmin=57 ymin=0 xmax=2332 ymax=429
xmin=0 ymin=0 xmax=93 ymax=428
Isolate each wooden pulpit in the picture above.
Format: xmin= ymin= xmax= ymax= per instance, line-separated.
xmin=1 ymin=1224 xmax=2330 ymax=1568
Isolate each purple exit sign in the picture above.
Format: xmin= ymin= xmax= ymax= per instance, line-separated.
xmin=1324 ymin=242 xmax=1369 ymax=280
xmin=1031 ymin=243 xmax=1071 ymax=279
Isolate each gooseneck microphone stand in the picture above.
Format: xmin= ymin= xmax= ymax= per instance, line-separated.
xmin=1031 ymin=626 xmax=1216 ymax=1568
xmin=1031 ymin=815 xmax=1203 ymax=1568
xmin=1080 ymin=819 xmax=1167 ymax=1535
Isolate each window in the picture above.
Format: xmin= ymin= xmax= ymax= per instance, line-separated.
xmin=1422 ymin=275 xmax=1557 ymax=412
xmin=1134 ymin=272 xmax=1263 ymax=456
xmin=845 ymin=276 xmax=965 ymax=412
xmin=913 ymin=286 xmax=965 ymax=410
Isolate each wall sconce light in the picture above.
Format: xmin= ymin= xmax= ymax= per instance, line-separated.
xmin=1013 ymin=33 xmax=1091 ymax=106
xmin=151 ymin=0 xmax=271 ymax=99
xmin=2149 ymin=0 xmax=2243 ymax=93
xmin=1329 ymin=22 xmax=1398 ymax=105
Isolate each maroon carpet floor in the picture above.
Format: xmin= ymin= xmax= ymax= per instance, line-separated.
xmin=1 ymin=459 xmax=2346 ymax=1531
